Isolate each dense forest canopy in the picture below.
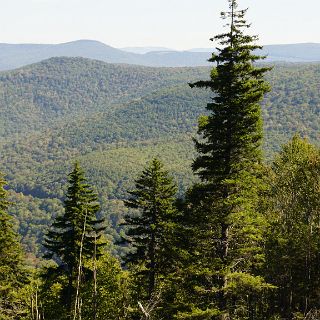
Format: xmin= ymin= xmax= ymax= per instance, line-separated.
xmin=0 ymin=57 xmax=318 ymax=257
xmin=0 ymin=0 xmax=319 ymax=317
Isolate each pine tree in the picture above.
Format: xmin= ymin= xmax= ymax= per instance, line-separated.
xmin=43 ymin=162 xmax=105 ymax=316
xmin=122 ymin=158 xmax=179 ymax=313
xmin=182 ymin=0 xmax=273 ymax=318
xmin=0 ymin=172 xmax=28 ymax=319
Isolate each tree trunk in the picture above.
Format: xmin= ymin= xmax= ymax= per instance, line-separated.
xmin=148 ymin=231 xmax=156 ymax=300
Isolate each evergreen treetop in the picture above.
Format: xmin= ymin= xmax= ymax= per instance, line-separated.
xmin=182 ymin=0 xmax=273 ymax=318
xmin=122 ymin=158 xmax=179 ymax=301
xmin=43 ymin=162 xmax=106 ymax=316
xmin=190 ymin=0 xmax=271 ymax=187
xmin=44 ymin=162 xmax=105 ymax=268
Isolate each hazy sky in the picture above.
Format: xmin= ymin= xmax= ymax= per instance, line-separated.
xmin=0 ymin=0 xmax=319 ymax=50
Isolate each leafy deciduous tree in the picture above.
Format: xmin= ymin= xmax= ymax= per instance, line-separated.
xmin=265 ymin=136 xmax=320 ymax=319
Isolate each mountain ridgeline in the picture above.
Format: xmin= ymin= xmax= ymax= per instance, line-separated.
xmin=0 ymin=40 xmax=320 ymax=71
xmin=0 ymin=57 xmax=319 ymax=257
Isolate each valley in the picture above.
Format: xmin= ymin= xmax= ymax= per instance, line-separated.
xmin=0 ymin=57 xmax=319 ymax=257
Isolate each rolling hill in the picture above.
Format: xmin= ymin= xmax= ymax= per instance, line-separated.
xmin=0 ymin=57 xmax=319 ymax=257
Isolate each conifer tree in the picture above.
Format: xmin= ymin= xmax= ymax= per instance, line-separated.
xmin=122 ymin=158 xmax=179 ymax=309
xmin=43 ymin=162 xmax=105 ymax=316
xmin=182 ymin=0 xmax=273 ymax=318
xmin=0 ymin=172 xmax=28 ymax=318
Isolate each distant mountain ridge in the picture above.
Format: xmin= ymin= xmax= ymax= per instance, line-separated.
xmin=0 ymin=40 xmax=320 ymax=71
xmin=186 ymin=43 xmax=320 ymax=62
xmin=121 ymin=46 xmax=175 ymax=54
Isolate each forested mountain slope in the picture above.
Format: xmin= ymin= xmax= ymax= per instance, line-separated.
xmin=0 ymin=57 xmax=319 ymax=257
xmin=0 ymin=57 xmax=207 ymax=138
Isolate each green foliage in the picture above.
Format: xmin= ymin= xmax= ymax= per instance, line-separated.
xmin=44 ymin=162 xmax=105 ymax=264
xmin=38 ymin=264 xmax=69 ymax=320
xmin=182 ymin=1 xmax=273 ymax=318
xmin=0 ymin=21 xmax=318 ymax=320
xmin=122 ymin=158 xmax=180 ymax=317
xmin=0 ymin=56 xmax=318 ymax=257
xmin=263 ymin=63 xmax=320 ymax=156
xmin=265 ymin=136 xmax=320 ymax=318
xmin=0 ymin=173 xmax=29 ymax=319
xmin=8 ymin=191 xmax=63 ymax=260
xmin=40 ymin=250 xmax=128 ymax=320
xmin=175 ymin=308 xmax=221 ymax=320
xmin=43 ymin=162 xmax=106 ymax=314
xmin=83 ymin=252 xmax=130 ymax=320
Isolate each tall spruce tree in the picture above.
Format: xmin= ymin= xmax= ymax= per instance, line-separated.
xmin=43 ymin=162 xmax=105 ymax=316
xmin=0 ymin=172 xmax=28 ymax=319
xmin=181 ymin=0 xmax=273 ymax=318
xmin=122 ymin=158 xmax=179 ymax=313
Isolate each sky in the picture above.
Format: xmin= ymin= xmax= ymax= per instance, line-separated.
xmin=0 ymin=0 xmax=319 ymax=50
